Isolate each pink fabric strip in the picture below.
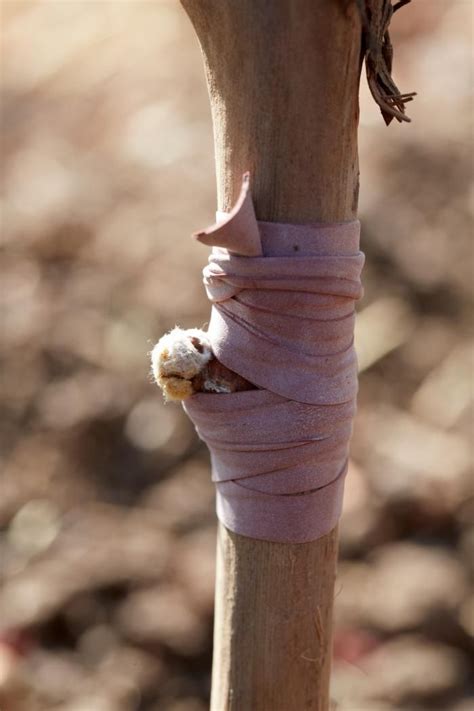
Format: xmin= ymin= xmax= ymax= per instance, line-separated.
xmin=184 ymin=176 xmax=364 ymax=543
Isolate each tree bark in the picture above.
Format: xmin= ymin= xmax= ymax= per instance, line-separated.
xmin=180 ymin=1 xmax=362 ymax=709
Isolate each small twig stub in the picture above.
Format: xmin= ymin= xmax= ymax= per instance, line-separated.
xmin=357 ymin=0 xmax=416 ymax=125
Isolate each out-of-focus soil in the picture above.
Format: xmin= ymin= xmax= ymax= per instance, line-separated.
xmin=1 ymin=3 xmax=472 ymax=710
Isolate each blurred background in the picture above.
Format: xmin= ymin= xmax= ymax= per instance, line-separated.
xmin=0 ymin=2 xmax=472 ymax=710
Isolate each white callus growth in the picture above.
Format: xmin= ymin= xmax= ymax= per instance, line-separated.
xmin=151 ymin=327 xmax=212 ymax=401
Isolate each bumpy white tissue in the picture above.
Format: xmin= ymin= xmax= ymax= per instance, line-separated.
xmin=151 ymin=327 xmax=212 ymax=401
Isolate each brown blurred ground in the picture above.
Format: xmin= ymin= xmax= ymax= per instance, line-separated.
xmin=0 ymin=3 xmax=473 ymax=710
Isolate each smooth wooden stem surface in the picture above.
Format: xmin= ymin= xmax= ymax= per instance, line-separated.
xmin=180 ymin=1 xmax=362 ymax=709
xmin=213 ymin=524 xmax=340 ymax=711
xmin=182 ymin=0 xmax=361 ymax=224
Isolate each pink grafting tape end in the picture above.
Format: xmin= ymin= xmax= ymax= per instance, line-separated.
xmin=192 ymin=173 xmax=262 ymax=257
